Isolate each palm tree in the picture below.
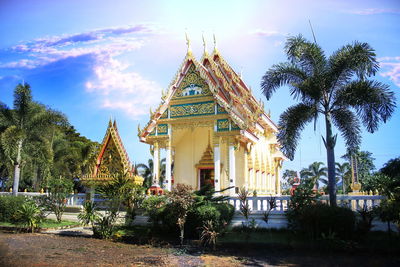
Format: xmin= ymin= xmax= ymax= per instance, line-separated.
xmin=136 ymin=159 xmax=153 ymax=188
xmin=300 ymin=162 xmax=327 ymax=190
xmin=335 ymin=162 xmax=351 ymax=194
xmin=136 ymin=158 xmax=167 ymax=188
xmin=261 ymin=35 xmax=396 ymax=205
xmin=0 ymin=83 xmax=66 ymax=195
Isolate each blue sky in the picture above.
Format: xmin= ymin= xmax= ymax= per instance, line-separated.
xmin=0 ymin=0 xmax=399 ymax=172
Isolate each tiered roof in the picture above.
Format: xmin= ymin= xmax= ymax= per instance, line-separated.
xmin=138 ymin=38 xmax=279 ymax=145
xmin=82 ymin=119 xmax=143 ymax=184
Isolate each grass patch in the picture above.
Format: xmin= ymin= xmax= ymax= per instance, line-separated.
xmin=0 ymin=219 xmax=79 ymax=229
xmin=39 ymin=219 xmax=79 ymax=228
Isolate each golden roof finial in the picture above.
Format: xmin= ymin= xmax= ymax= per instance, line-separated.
xmin=185 ymin=31 xmax=192 ymax=56
xmin=202 ymin=32 xmax=208 ymax=55
xmin=213 ymin=33 xmax=218 ymax=53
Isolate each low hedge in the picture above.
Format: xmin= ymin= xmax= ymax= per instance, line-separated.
xmin=287 ymin=202 xmax=356 ymax=240
xmin=0 ymin=195 xmax=27 ymax=222
xmin=156 ymin=201 xmax=234 ymax=237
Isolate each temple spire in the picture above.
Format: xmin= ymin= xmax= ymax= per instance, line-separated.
xmin=185 ymin=31 xmax=192 ymax=56
xmin=213 ymin=33 xmax=218 ymax=54
xmin=202 ymin=33 xmax=208 ymax=56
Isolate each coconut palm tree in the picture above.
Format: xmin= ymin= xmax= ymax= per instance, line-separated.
xmin=300 ymin=161 xmax=327 ymax=190
xmin=261 ymin=35 xmax=396 ymax=205
xmin=136 ymin=159 xmax=154 ymax=188
xmin=136 ymin=158 xmax=167 ymax=188
xmin=335 ymin=162 xmax=351 ymax=194
xmin=0 ymin=83 xmax=67 ymax=195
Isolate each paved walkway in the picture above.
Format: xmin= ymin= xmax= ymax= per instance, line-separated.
xmin=42 ymin=226 xmax=93 ymax=236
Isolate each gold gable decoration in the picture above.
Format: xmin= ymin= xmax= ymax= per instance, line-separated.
xmin=82 ymin=119 xmax=143 ymax=186
xmin=172 ymin=64 xmax=212 ymax=99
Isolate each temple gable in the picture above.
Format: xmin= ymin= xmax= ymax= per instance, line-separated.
xmin=172 ymin=64 xmax=212 ymax=99
xmin=82 ymin=120 xmax=143 ymax=185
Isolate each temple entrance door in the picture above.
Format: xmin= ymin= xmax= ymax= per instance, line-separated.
xmin=198 ymin=168 xmax=214 ymax=189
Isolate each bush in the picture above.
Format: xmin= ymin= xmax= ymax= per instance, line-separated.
xmin=185 ymin=203 xmax=234 ymax=237
xmin=142 ymin=195 xmax=167 ymax=227
xmin=42 ymin=177 xmax=74 ymax=222
xmin=287 ymin=202 xmax=356 ymax=240
xmin=15 ymin=200 xmax=43 ymax=232
xmin=0 ymin=195 xmax=27 ymax=222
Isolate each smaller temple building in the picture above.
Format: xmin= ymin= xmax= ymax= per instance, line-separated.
xmin=82 ymin=119 xmax=143 ymax=186
xmin=138 ymin=36 xmax=286 ymax=196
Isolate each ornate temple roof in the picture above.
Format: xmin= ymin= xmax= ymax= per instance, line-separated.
xmin=138 ymin=37 xmax=279 ymax=144
xmin=82 ymin=119 xmax=143 ymax=185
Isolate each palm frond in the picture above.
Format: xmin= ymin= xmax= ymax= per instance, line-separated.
xmin=331 ymin=108 xmax=361 ymax=153
xmin=284 ymin=34 xmax=326 ymax=74
xmin=327 ymin=42 xmax=380 ymax=96
xmin=334 ymin=80 xmax=396 ymax=132
xmin=13 ymin=83 xmax=32 ymax=120
xmin=261 ymin=62 xmax=307 ymax=100
xmin=329 ymin=41 xmax=379 ymax=80
xmin=277 ymin=103 xmax=317 ymax=160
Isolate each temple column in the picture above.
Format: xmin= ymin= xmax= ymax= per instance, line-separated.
xmin=165 ymin=143 xmax=172 ymax=191
xmin=214 ymin=140 xmax=221 ymax=193
xmin=229 ymin=142 xmax=236 ymax=196
xmin=249 ymin=168 xmax=254 ymax=191
xmin=152 ymin=142 xmax=160 ymax=186
xmin=244 ymin=150 xmax=248 ymax=190
xmin=276 ymin=160 xmax=282 ymax=195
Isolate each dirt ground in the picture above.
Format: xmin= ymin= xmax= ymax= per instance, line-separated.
xmin=1 ymin=232 xmax=400 ymax=267
xmin=0 ymin=233 xmax=239 ymax=267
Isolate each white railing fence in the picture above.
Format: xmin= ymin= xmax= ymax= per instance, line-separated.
xmin=0 ymin=192 xmax=384 ymax=213
xmin=228 ymin=195 xmax=385 ymax=213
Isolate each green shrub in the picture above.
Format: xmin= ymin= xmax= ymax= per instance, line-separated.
xmin=185 ymin=203 xmax=234 ymax=237
xmin=287 ymin=202 xmax=356 ymax=240
xmin=93 ymin=215 xmax=116 ymax=239
xmin=0 ymin=195 xmax=27 ymax=222
xmin=78 ymin=201 xmax=99 ymax=227
xmin=15 ymin=200 xmax=43 ymax=232
xmin=142 ymin=195 xmax=167 ymax=227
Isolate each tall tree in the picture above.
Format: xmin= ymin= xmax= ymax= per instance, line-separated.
xmin=261 ymin=35 xmax=396 ymax=205
xmin=335 ymin=162 xmax=351 ymax=194
xmin=0 ymin=83 xmax=67 ymax=195
xmin=281 ymin=169 xmax=298 ymax=192
xmin=136 ymin=158 xmax=166 ymax=188
xmin=300 ymin=162 xmax=327 ymax=190
xmin=342 ymin=151 xmax=376 ymax=188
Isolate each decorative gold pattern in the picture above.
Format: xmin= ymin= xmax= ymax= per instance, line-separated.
xmin=217 ymin=104 xmax=227 ymax=114
xmin=173 ymin=64 xmax=212 ymax=99
xmin=170 ymin=101 xmax=214 ymax=118
xmin=160 ymin=110 xmax=168 ymax=119
xmin=157 ymin=124 xmax=168 ymax=135
xmin=217 ymin=119 xmax=229 ymax=131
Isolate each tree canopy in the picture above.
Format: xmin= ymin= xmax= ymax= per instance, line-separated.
xmin=261 ymin=35 xmax=396 ymax=205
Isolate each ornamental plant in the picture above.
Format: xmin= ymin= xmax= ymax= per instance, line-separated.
xmin=15 ymin=200 xmax=42 ymax=232
xmin=43 ymin=176 xmax=73 ymax=222
xmin=167 ymin=184 xmax=195 ymax=246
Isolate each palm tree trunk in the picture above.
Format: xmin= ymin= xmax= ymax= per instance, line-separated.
xmin=12 ymin=139 xmax=23 ymax=196
xmin=325 ymin=114 xmax=337 ymax=206
xmin=342 ymin=175 xmax=345 ymax=194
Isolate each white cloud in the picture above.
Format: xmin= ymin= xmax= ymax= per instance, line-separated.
xmin=250 ymin=29 xmax=284 ymax=37
xmin=348 ymin=8 xmax=400 ymax=15
xmin=0 ymin=23 xmax=163 ymax=119
xmin=0 ymin=24 xmax=154 ymax=69
xmin=85 ymin=54 xmax=162 ymax=118
xmin=379 ymin=57 xmax=400 ymax=87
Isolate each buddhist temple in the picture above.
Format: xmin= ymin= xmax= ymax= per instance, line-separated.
xmin=82 ymin=119 xmax=143 ymax=186
xmin=138 ymin=35 xmax=286 ymax=196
